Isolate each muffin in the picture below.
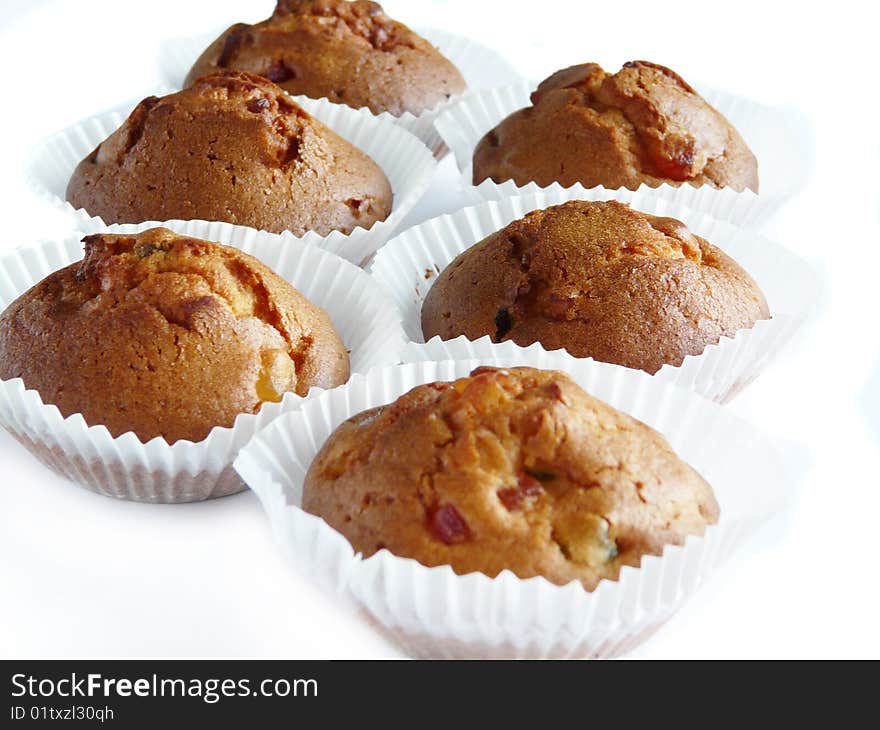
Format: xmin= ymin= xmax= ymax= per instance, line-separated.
xmin=473 ymin=61 xmax=758 ymax=192
xmin=0 ymin=228 xmax=349 ymax=444
xmin=421 ymin=200 xmax=769 ymax=374
xmin=185 ymin=0 xmax=467 ymax=117
xmin=66 ymin=71 xmax=393 ymax=236
xmin=303 ymin=366 xmax=719 ymax=590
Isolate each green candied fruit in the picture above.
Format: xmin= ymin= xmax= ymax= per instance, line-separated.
xmin=552 ymin=512 xmax=618 ymax=567
xmin=524 ymin=467 xmax=557 ymax=482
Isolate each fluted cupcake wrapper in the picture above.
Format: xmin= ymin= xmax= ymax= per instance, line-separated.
xmin=234 ymin=357 xmax=795 ymax=659
xmin=370 ymin=192 xmax=821 ymax=403
xmin=157 ymin=27 xmax=523 ymax=157
xmin=434 ymin=80 xmax=813 ymax=227
xmin=24 ymin=89 xmax=436 ymax=266
xmin=0 ymin=220 xmax=406 ymax=503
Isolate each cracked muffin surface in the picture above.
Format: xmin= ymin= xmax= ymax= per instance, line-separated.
xmin=0 ymin=228 xmax=349 ymax=443
xmin=185 ymin=0 xmax=467 ymax=116
xmin=303 ymin=366 xmax=718 ymax=590
xmin=421 ymin=200 xmax=769 ymax=374
xmin=473 ymin=61 xmax=758 ymax=192
xmin=66 ymin=70 xmax=392 ymax=236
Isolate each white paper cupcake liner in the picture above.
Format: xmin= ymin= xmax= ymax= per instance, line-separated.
xmin=24 ymin=88 xmax=435 ymax=266
xmin=369 ymin=191 xmax=820 ymax=403
xmin=434 ymin=80 xmax=813 ymax=227
xmin=234 ymin=356 xmax=795 ymax=659
xmin=157 ymin=27 xmax=523 ymax=156
xmin=0 ymin=220 xmax=406 ymax=503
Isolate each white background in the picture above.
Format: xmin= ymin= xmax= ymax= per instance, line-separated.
xmin=1 ymin=0 xmax=878 ymax=659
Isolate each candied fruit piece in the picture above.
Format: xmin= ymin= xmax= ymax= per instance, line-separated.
xmin=255 ymin=349 xmax=296 ymax=403
xmin=247 ymin=97 xmax=271 ymax=114
xmin=647 ymin=142 xmax=697 ymax=182
xmin=553 ymin=513 xmax=618 ymax=566
xmin=493 ymin=308 xmax=512 ymax=340
xmin=217 ymin=23 xmax=251 ymax=67
xmin=544 ymin=382 xmax=569 ymax=405
xmin=265 ymin=59 xmax=297 ymax=83
xmin=428 ymin=504 xmax=469 ymax=545
xmin=469 ymin=366 xmax=508 ymax=377
xmin=525 ymin=467 xmax=556 ymax=482
xmin=498 ymin=472 xmax=544 ymax=511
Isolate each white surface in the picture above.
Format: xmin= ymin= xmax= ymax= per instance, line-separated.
xmin=0 ymin=0 xmax=878 ymax=659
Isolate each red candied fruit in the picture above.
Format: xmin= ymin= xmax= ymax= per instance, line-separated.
xmin=648 ymin=145 xmax=696 ymax=182
xmin=498 ymin=473 xmax=544 ymax=511
xmin=428 ymin=504 xmax=469 ymax=545
xmin=469 ymin=366 xmax=506 ymax=377
xmin=246 ymin=97 xmax=271 ymax=113
xmin=265 ymin=60 xmax=297 ymax=83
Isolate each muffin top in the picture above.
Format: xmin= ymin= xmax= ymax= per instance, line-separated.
xmin=185 ymin=0 xmax=467 ymax=116
xmin=421 ymin=200 xmax=769 ymax=374
xmin=66 ymin=71 xmax=392 ymax=236
xmin=473 ymin=61 xmax=758 ymax=192
xmin=0 ymin=228 xmax=349 ymax=443
xmin=303 ymin=366 xmax=719 ymax=590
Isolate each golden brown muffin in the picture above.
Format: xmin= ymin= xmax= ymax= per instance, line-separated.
xmin=303 ymin=366 xmax=719 ymax=590
xmin=473 ymin=61 xmax=758 ymax=192
xmin=66 ymin=71 xmax=392 ymax=236
xmin=0 ymin=228 xmax=350 ymax=443
xmin=185 ymin=0 xmax=467 ymax=117
xmin=421 ymin=200 xmax=769 ymax=374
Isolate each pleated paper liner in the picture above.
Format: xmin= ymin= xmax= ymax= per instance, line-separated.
xmin=369 ymin=191 xmax=820 ymax=403
xmin=157 ymin=26 xmax=523 ymax=156
xmin=234 ymin=356 xmax=795 ymax=659
xmin=0 ymin=220 xmax=407 ymax=503
xmin=24 ymin=89 xmax=435 ymax=266
xmin=434 ymin=79 xmax=813 ymax=227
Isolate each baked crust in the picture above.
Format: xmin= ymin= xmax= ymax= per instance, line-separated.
xmin=0 ymin=228 xmax=349 ymax=443
xmin=66 ymin=71 xmax=392 ymax=236
xmin=421 ymin=200 xmax=769 ymax=374
xmin=473 ymin=61 xmax=758 ymax=192
xmin=303 ymin=366 xmax=719 ymax=590
xmin=185 ymin=0 xmax=467 ymax=116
